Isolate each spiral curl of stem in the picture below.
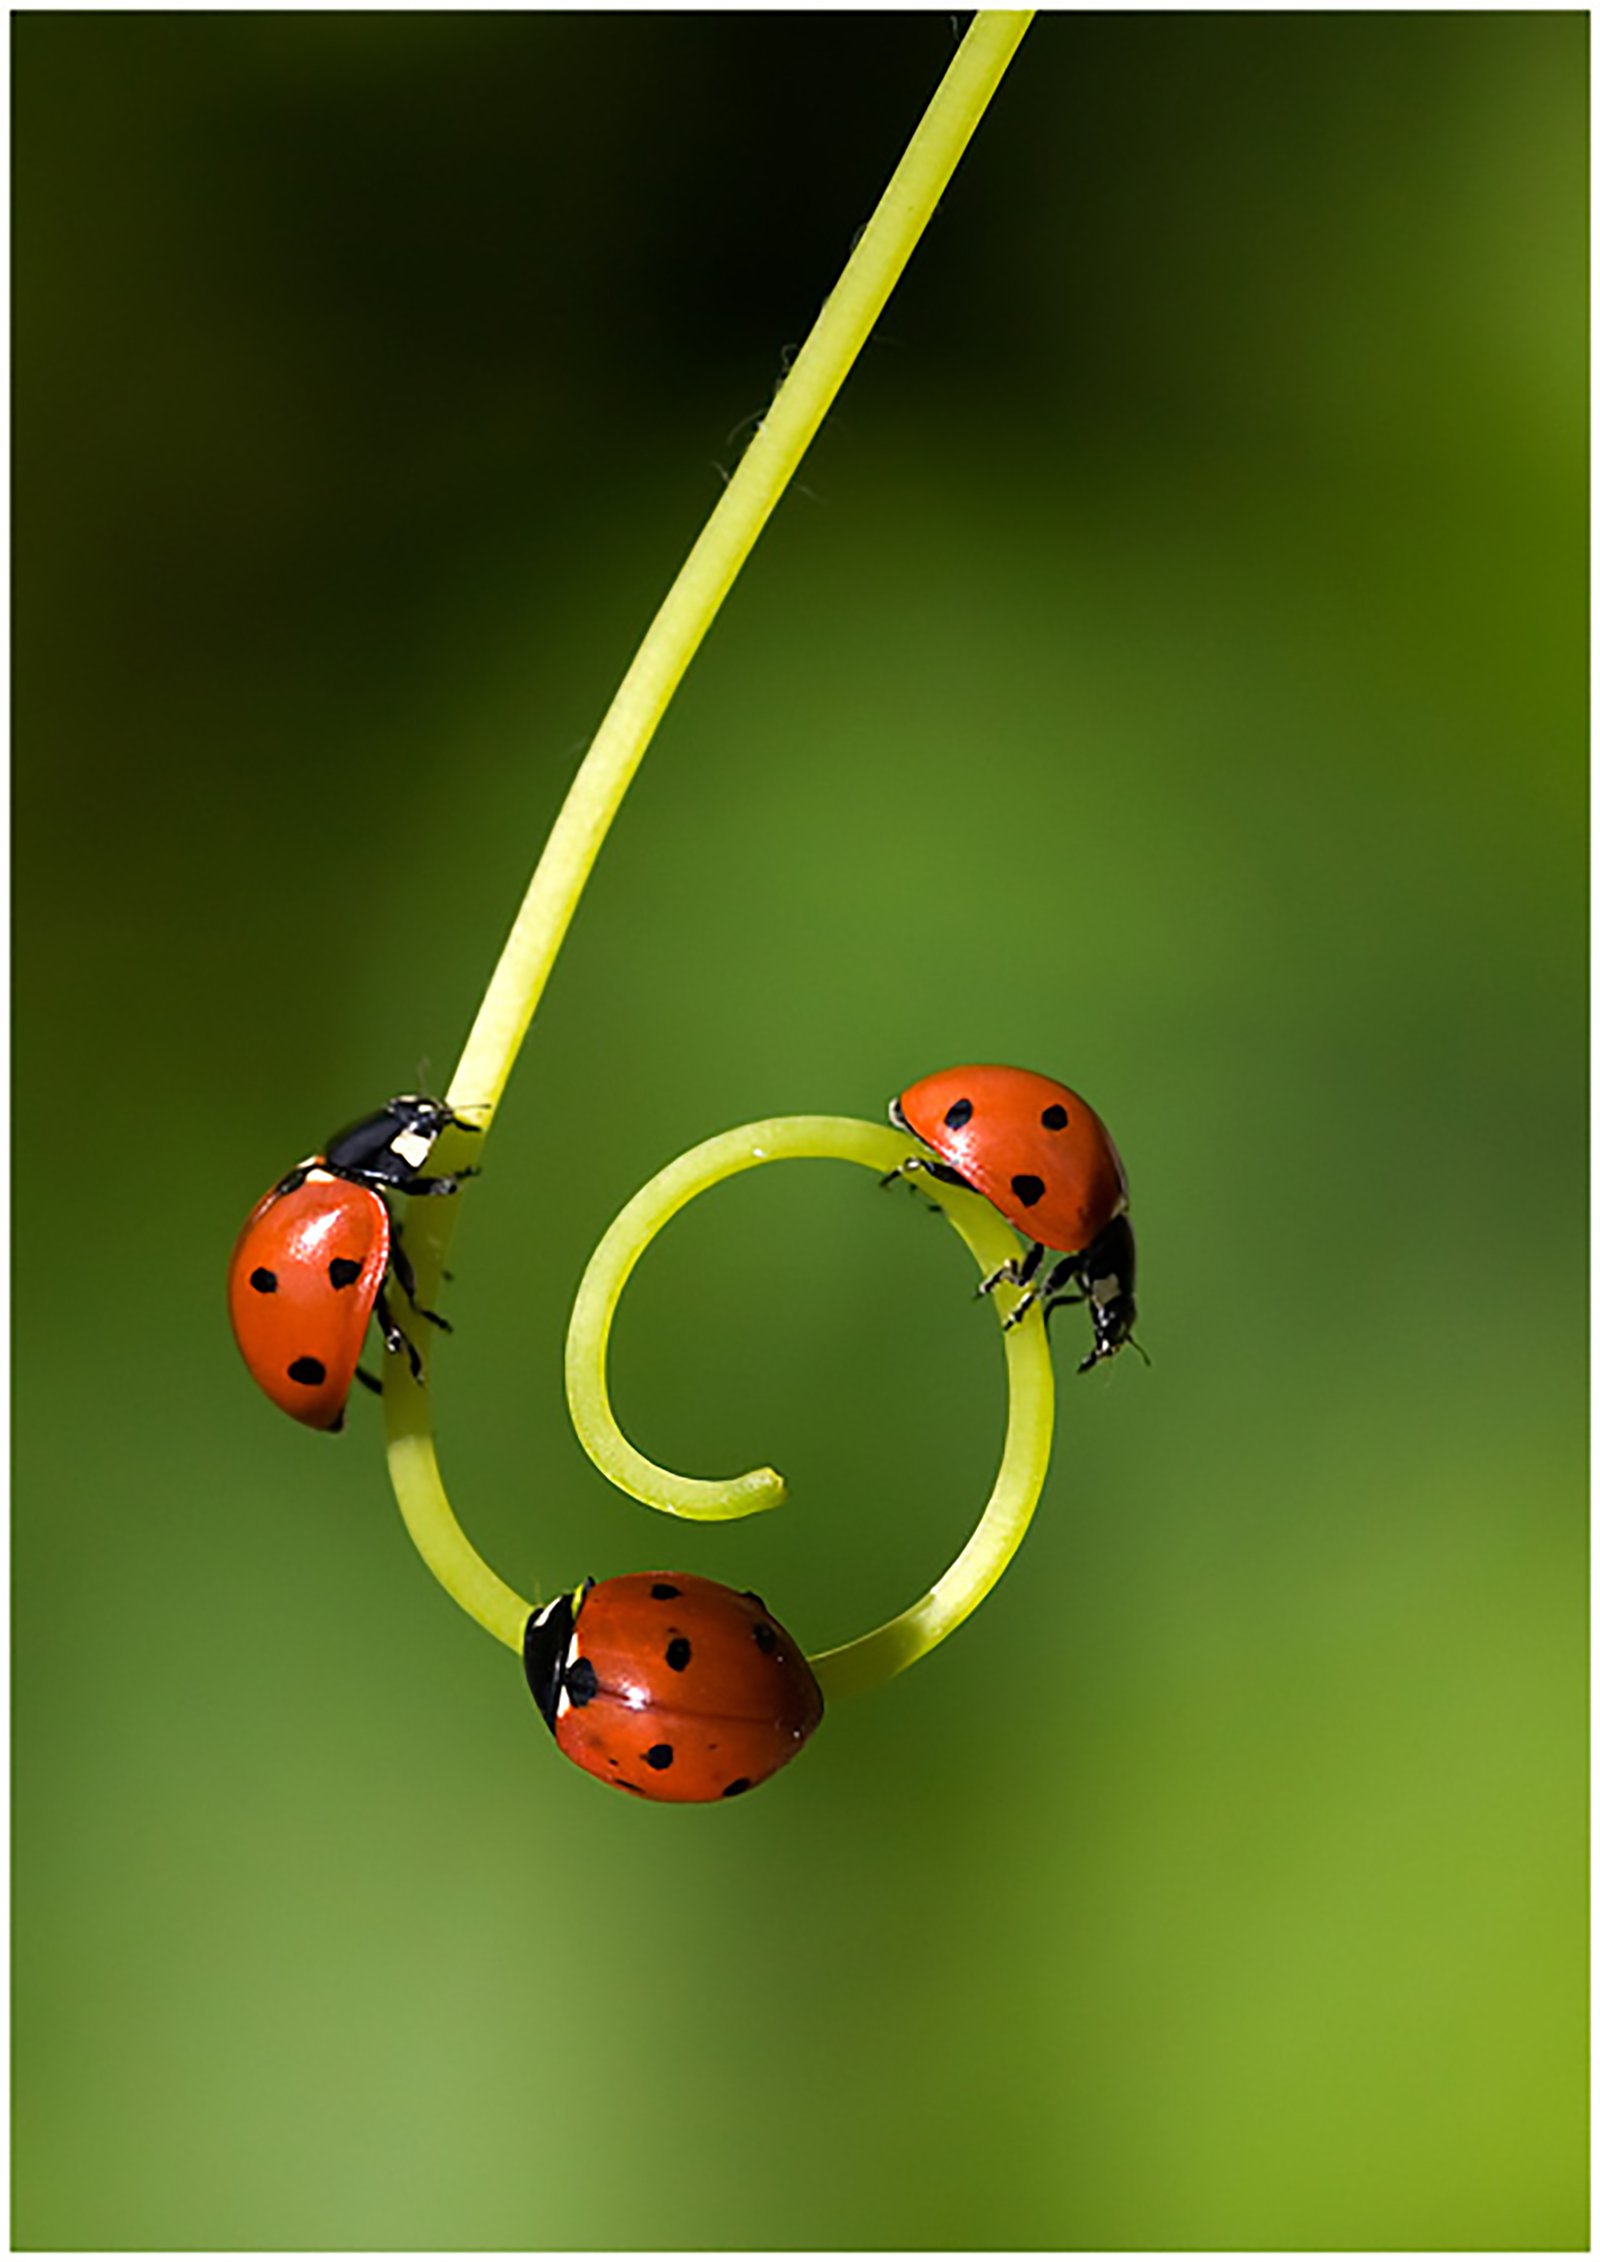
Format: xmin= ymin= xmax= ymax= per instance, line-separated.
xmin=564 ymin=1115 xmax=1054 ymax=1699
xmin=375 ymin=15 xmax=1040 ymax=1672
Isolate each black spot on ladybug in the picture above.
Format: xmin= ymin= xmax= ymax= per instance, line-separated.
xmin=665 ymin=1636 xmax=692 ymax=1672
xmin=250 ymin=1267 xmax=278 ymax=1294
xmin=566 ymin=1656 xmax=599 ymax=1707
xmin=1041 ymin=1104 xmax=1069 ymax=1130
xmin=752 ymin=1622 xmax=777 ymax=1654
xmin=288 ymin=1355 xmax=327 ymax=1386
xmin=722 ymin=1778 xmax=753 ymax=1798
xmin=943 ymin=1097 xmax=974 ymax=1130
xmin=1011 ymin=1174 xmax=1046 ymax=1207
xmin=328 ymin=1257 xmax=363 ymax=1290
xmin=742 ymin=1589 xmax=769 ymax=1611
xmin=651 ymin=1582 xmax=681 ymax=1600
xmin=644 ymin=1743 xmax=674 ymax=1771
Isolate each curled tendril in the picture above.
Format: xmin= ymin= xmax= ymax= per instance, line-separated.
xmin=565 ymin=1115 xmax=1056 ymax=1702
xmin=375 ymin=14 xmax=1039 ymax=1684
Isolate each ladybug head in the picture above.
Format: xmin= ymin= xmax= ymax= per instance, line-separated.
xmin=386 ymin=1094 xmax=458 ymax=1138
xmin=522 ymin=1593 xmax=575 ymax=1727
xmin=522 ymin=1581 xmax=593 ymax=1727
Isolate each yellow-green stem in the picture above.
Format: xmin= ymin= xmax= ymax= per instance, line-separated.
xmin=382 ymin=12 xmax=1035 ymax=1647
xmin=564 ymin=1116 xmax=1056 ymax=1698
xmin=444 ymin=10 xmax=1031 ymax=1135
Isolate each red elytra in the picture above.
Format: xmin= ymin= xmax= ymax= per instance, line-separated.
xmin=228 ymin=1094 xmax=474 ymax=1431
xmin=228 ymin=1174 xmax=392 ymax=1431
xmin=892 ymin=1063 xmax=1127 ymax=1256
xmin=523 ymin=1573 xmax=824 ymax=1803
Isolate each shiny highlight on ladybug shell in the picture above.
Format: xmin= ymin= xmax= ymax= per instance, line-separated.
xmin=228 ymin=1094 xmax=476 ymax=1430
xmin=524 ymin=1573 xmax=824 ymax=1802
xmin=889 ymin=1062 xmax=1139 ymax=1368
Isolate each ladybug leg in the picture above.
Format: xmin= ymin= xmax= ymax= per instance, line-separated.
xmin=353 ymin=1365 xmax=385 ymax=1396
xmin=880 ymin=1165 xmax=944 ymax=1217
xmin=1003 ymin=1252 xmax=1081 ymax=1331
xmin=1067 ymin=1214 xmax=1140 ymax=1370
xmin=1076 ymin=1334 xmax=1114 ymax=1374
xmin=388 ymin=1228 xmax=452 ymax=1332
xmin=396 ymin=1167 xmax=481 ymax=1197
xmin=977 ymin=1239 xmax=1044 ymax=1302
xmin=1076 ymin=1331 xmax=1151 ymax=1374
xmin=373 ymin=1284 xmax=425 ymax=1381
xmin=880 ymin=1155 xmax=972 ymax=1194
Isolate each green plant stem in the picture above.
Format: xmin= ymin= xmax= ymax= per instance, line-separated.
xmin=564 ymin=1115 xmax=1057 ymax=1699
xmin=445 ymin=9 xmax=1032 ymax=1135
xmin=382 ymin=11 xmax=1035 ymax=1645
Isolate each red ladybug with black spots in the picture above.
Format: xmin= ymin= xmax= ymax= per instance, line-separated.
xmin=228 ymin=1095 xmax=480 ymax=1430
xmin=888 ymin=1064 xmax=1140 ymax=1371
xmin=524 ymin=1572 xmax=824 ymax=1801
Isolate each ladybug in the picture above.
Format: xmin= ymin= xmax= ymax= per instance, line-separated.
xmin=523 ymin=1573 xmax=824 ymax=1802
xmin=887 ymin=1064 xmax=1140 ymax=1371
xmin=227 ymin=1095 xmax=480 ymax=1430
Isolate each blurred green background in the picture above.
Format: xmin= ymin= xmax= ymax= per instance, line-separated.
xmin=14 ymin=11 xmax=1586 ymax=2251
